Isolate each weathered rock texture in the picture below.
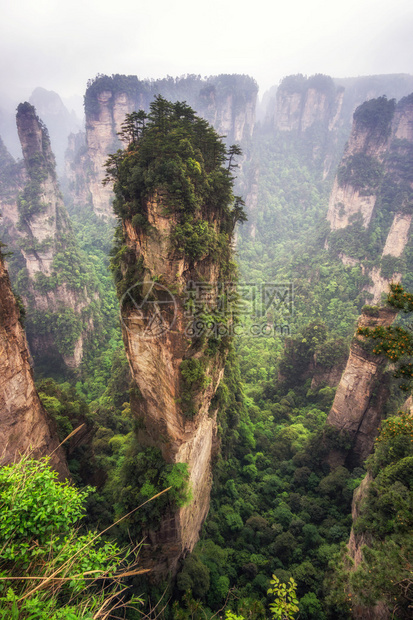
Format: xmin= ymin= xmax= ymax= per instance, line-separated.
xmin=326 ymin=307 xmax=396 ymax=468
xmin=68 ymin=74 xmax=257 ymax=218
xmin=327 ymin=93 xmax=413 ymax=303
xmin=326 ymin=97 xmax=393 ymax=231
xmin=263 ymin=73 xmax=413 ymax=178
xmin=64 ymin=130 xmax=92 ymax=212
xmin=268 ymin=74 xmax=344 ymax=135
xmin=120 ymin=190 xmax=228 ymax=575
xmin=0 ymin=103 xmax=96 ymax=368
xmin=263 ymin=74 xmax=345 ymax=177
xmin=109 ymin=101 xmax=241 ymax=573
xmin=0 ymin=253 xmax=69 ymax=478
xmin=309 ymin=357 xmax=347 ymax=391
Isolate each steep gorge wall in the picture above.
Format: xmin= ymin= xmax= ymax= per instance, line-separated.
xmin=326 ymin=307 xmax=396 ymax=468
xmin=263 ymin=73 xmax=413 ymax=178
xmin=66 ymin=74 xmax=258 ymax=219
xmin=122 ymin=205 xmax=224 ymax=572
xmin=0 ymin=103 xmax=96 ymax=368
xmin=345 ymin=473 xmax=391 ymax=620
xmin=120 ymin=195 xmax=230 ymax=574
xmin=267 ymin=74 xmax=344 ymax=135
xmin=0 ymin=253 xmax=69 ymax=477
xmin=327 ymin=94 xmax=413 ymax=303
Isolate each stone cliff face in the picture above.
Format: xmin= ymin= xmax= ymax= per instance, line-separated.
xmin=0 ymin=253 xmax=69 ymax=478
xmin=263 ymin=73 xmax=413 ymax=179
xmin=29 ymin=87 xmax=82 ymax=174
xmin=0 ymin=103 xmax=96 ymax=369
xmin=109 ymin=101 xmax=239 ymax=575
xmin=268 ymin=74 xmax=344 ymax=135
xmin=326 ymin=307 xmax=396 ymax=468
xmin=327 ymin=94 xmax=413 ymax=303
xmin=264 ymin=74 xmax=344 ymax=176
xmin=63 ymin=130 xmax=92 ymax=211
xmin=121 ymin=192 xmax=228 ymax=575
xmin=68 ymin=74 xmax=258 ymax=219
xmin=327 ymin=96 xmax=394 ymax=231
xmin=346 ymin=474 xmax=390 ymax=620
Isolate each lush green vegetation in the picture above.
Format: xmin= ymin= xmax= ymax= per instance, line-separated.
xmin=3 ymin=82 xmax=413 ymax=620
xmin=337 ymin=153 xmax=383 ymax=194
xmin=358 ymin=283 xmax=413 ymax=390
xmin=353 ymin=96 xmax=395 ymax=138
xmin=0 ymin=456 xmax=143 ymax=619
xmin=105 ymin=96 xmax=245 ymax=257
xmin=326 ymin=410 xmax=413 ymax=618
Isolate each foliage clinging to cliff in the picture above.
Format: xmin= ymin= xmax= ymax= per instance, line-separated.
xmin=353 ymin=96 xmax=395 ymax=137
xmin=106 ymin=96 xmax=245 ymax=307
xmin=105 ymin=96 xmax=243 ymax=230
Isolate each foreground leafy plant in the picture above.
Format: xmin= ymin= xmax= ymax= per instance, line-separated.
xmin=0 ymin=455 xmax=146 ymax=619
xmin=267 ymin=575 xmax=299 ymax=620
xmin=224 ymin=576 xmax=299 ymax=620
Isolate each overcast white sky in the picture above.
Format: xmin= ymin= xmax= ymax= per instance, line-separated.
xmin=1 ymin=0 xmax=413 ymax=105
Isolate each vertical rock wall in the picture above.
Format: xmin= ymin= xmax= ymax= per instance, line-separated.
xmin=120 ymin=193 xmax=227 ymax=575
xmin=109 ymin=102 xmax=240 ymax=575
xmin=327 ymin=94 xmax=413 ymax=303
xmin=326 ymin=307 xmax=396 ymax=468
xmin=0 ymin=104 xmax=96 ymax=368
xmin=0 ymin=253 xmax=69 ymax=478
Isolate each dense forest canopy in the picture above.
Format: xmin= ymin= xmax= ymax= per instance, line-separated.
xmin=0 ymin=73 xmax=413 ymax=620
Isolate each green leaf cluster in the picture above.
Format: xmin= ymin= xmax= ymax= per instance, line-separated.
xmin=0 ymin=456 xmax=142 ymax=618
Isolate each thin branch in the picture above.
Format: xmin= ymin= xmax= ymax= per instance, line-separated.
xmin=18 ymin=486 xmax=172 ymax=602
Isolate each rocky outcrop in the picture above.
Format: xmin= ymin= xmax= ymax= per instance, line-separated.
xmin=263 ymin=73 xmax=413 ymax=178
xmin=382 ymin=213 xmax=412 ymax=257
xmin=63 ymin=130 xmax=93 ymax=211
xmin=310 ymin=358 xmax=346 ymax=391
xmin=326 ymin=307 xmax=396 ymax=468
xmin=69 ymin=74 xmax=258 ymax=219
xmin=346 ymin=474 xmax=391 ymax=619
xmin=120 ymin=191 xmax=227 ymax=575
xmin=0 ymin=253 xmax=69 ymax=478
xmin=268 ymin=74 xmax=344 ymax=135
xmin=363 ymin=267 xmax=401 ymax=305
xmin=347 ymin=472 xmax=373 ymax=568
xmin=29 ymin=87 xmax=82 ymax=174
xmin=110 ymin=102 xmax=239 ymax=575
xmin=327 ymin=96 xmax=394 ymax=231
xmin=263 ymin=74 xmax=345 ymax=175
xmin=0 ymin=103 xmax=96 ymax=369
xmin=327 ymin=93 xmax=413 ymax=303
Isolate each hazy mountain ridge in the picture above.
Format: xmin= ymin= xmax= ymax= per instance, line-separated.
xmin=327 ymin=93 xmax=413 ymax=303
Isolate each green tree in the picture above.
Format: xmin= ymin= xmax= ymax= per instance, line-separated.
xmin=358 ymin=283 xmax=413 ymax=390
